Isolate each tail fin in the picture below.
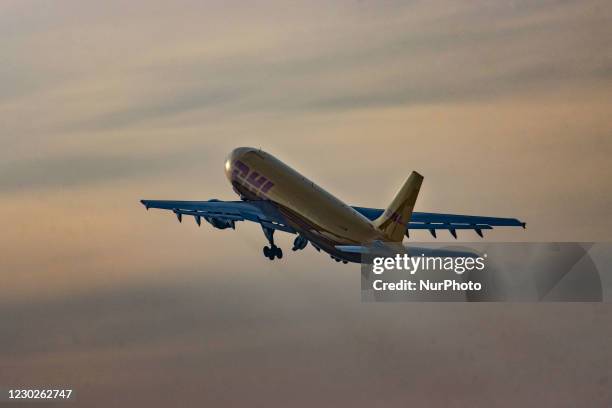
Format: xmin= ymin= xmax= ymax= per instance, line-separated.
xmin=374 ymin=171 xmax=423 ymax=242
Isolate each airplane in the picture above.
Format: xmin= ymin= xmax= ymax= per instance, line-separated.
xmin=140 ymin=147 xmax=526 ymax=263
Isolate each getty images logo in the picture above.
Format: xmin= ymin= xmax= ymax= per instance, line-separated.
xmin=372 ymin=253 xmax=488 ymax=275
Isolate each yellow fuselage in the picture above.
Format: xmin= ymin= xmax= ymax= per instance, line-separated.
xmin=225 ymin=147 xmax=383 ymax=251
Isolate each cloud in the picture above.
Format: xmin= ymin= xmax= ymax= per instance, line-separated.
xmin=3 ymin=0 xmax=611 ymax=138
xmin=2 ymin=274 xmax=612 ymax=407
xmin=0 ymin=149 xmax=210 ymax=193
xmin=1 ymin=1 xmax=612 ymax=405
xmin=66 ymin=88 xmax=244 ymax=132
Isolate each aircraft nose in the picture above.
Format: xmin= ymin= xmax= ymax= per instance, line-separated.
xmin=225 ymin=147 xmax=255 ymax=180
xmin=229 ymin=147 xmax=254 ymax=160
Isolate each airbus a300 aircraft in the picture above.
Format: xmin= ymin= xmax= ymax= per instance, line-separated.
xmin=141 ymin=147 xmax=525 ymax=263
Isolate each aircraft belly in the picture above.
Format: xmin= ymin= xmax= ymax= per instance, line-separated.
xmin=273 ymin=205 xmax=372 ymax=264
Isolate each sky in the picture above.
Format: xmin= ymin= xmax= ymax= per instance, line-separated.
xmin=1 ymin=0 xmax=612 ymax=406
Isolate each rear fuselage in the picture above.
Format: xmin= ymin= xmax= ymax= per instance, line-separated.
xmin=225 ymin=147 xmax=383 ymax=259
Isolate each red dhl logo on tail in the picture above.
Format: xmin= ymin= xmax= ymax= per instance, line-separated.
xmin=384 ymin=210 xmax=404 ymax=225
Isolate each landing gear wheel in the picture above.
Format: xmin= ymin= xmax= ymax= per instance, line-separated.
xmin=263 ymin=245 xmax=279 ymax=260
xmin=261 ymin=226 xmax=282 ymax=260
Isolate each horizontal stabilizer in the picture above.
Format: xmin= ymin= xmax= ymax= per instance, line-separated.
xmin=335 ymin=245 xmax=370 ymax=254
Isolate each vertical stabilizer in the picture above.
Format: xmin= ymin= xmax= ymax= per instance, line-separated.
xmin=374 ymin=171 xmax=423 ymax=242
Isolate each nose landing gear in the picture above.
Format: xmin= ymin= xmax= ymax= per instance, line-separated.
xmin=261 ymin=225 xmax=283 ymax=260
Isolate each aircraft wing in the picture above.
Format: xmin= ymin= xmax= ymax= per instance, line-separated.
xmin=352 ymin=206 xmax=525 ymax=238
xmin=140 ymin=199 xmax=296 ymax=233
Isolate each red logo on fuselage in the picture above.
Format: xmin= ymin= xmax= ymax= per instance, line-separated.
xmin=232 ymin=160 xmax=274 ymax=196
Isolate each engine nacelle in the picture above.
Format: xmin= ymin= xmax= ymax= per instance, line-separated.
xmin=292 ymin=235 xmax=308 ymax=251
xmin=205 ymin=216 xmax=235 ymax=230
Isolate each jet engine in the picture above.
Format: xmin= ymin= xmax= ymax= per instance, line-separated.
xmin=205 ymin=216 xmax=235 ymax=230
xmin=292 ymin=235 xmax=308 ymax=251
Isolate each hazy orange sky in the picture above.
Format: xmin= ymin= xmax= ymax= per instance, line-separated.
xmin=1 ymin=1 xmax=611 ymax=406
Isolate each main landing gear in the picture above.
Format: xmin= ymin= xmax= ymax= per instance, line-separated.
xmin=261 ymin=225 xmax=283 ymax=260
xmin=263 ymin=245 xmax=282 ymax=260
